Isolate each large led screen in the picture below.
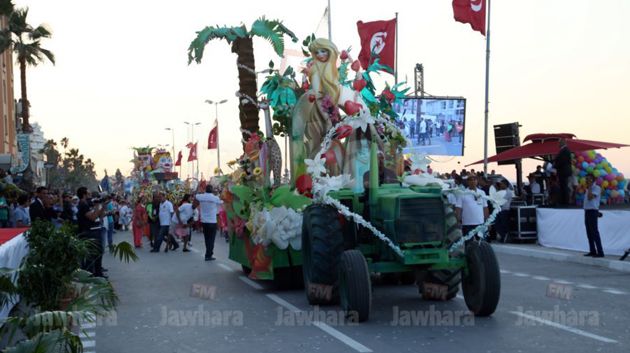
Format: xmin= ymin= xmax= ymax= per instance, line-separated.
xmin=392 ymin=97 xmax=466 ymax=156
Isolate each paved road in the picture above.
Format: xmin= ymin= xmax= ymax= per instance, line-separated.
xmin=95 ymin=230 xmax=630 ymax=353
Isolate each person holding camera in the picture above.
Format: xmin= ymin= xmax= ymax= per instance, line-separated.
xmin=583 ymin=174 xmax=605 ymax=257
xmin=76 ymin=186 xmax=107 ymax=278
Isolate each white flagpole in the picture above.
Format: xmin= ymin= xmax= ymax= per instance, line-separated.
xmin=327 ymin=0 xmax=332 ymax=41
xmin=395 ymin=12 xmax=399 ymax=85
xmin=483 ymin=0 xmax=491 ymax=175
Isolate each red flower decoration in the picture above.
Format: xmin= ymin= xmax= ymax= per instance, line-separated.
xmin=296 ymin=174 xmax=313 ymax=195
xmin=343 ymin=100 xmax=363 ymax=116
xmin=351 ymin=60 xmax=361 ymax=72
xmin=335 ymin=125 xmax=353 ymax=139
xmin=382 ymin=89 xmax=395 ymax=102
xmin=352 ymin=79 xmax=367 ymax=92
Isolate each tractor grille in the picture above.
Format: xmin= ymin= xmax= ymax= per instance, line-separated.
xmin=395 ymin=198 xmax=444 ymax=243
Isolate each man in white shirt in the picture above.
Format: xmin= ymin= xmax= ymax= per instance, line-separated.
xmin=195 ymin=185 xmax=223 ymax=261
xmin=455 ymin=175 xmax=489 ymax=242
xmin=494 ymin=180 xmax=513 ymax=242
xmin=151 ymin=192 xmax=174 ymax=253
xmin=418 ymin=118 xmax=427 ymax=145
xmin=583 ymin=174 xmax=604 ymax=257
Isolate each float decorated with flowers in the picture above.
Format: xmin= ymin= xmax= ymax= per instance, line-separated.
xmin=189 ymin=20 xmax=502 ymax=322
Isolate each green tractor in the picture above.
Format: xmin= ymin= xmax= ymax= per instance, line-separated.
xmin=300 ymin=141 xmax=501 ymax=322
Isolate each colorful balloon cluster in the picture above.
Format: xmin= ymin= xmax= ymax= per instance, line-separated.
xmin=573 ymin=150 xmax=626 ymax=205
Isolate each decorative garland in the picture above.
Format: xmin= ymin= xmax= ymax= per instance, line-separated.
xmin=306 ymin=111 xmax=506 ymax=256
xmin=305 ymin=113 xmax=406 ymax=257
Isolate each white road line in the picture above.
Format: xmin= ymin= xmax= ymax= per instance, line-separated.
xmin=532 ymin=276 xmax=550 ymax=281
xmin=456 ymin=294 xmax=464 ymax=300
xmin=81 ymin=323 xmax=96 ymax=329
xmin=313 ymin=322 xmax=373 ymax=353
xmin=512 ymin=272 xmax=530 ymax=277
xmin=553 ymin=279 xmax=573 ymax=285
xmin=82 ymin=340 xmax=96 ymax=348
xmin=266 ymin=293 xmax=301 ymax=312
xmin=499 ymin=269 xmax=511 ymax=274
xmin=509 ymin=311 xmax=618 ymax=343
xmin=239 ymin=276 xmax=264 ymax=290
xmin=218 ymin=263 xmax=234 ymax=272
xmin=602 ymin=289 xmax=627 ymax=295
xmin=577 ymin=284 xmax=597 ymax=289
xmin=83 ymin=330 xmax=96 ymax=338
xmin=266 ymin=294 xmax=372 ymax=353
xmin=189 ymin=247 xmax=201 ymax=254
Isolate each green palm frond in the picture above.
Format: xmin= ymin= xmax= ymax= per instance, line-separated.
xmin=3 ymin=329 xmax=82 ymax=353
xmin=249 ymin=17 xmax=297 ymax=57
xmin=0 ymin=267 xmax=18 ymax=308
xmin=29 ymin=24 xmax=52 ymax=41
xmin=109 ymin=241 xmax=139 ymax=263
xmin=187 ymin=25 xmax=248 ymax=64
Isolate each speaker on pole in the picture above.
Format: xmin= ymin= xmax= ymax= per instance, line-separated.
xmin=493 ymin=122 xmax=520 ymax=165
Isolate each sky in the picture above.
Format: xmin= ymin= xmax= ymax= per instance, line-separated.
xmin=13 ymin=0 xmax=630 ymax=181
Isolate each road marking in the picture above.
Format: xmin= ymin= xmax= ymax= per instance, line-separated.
xmin=266 ymin=293 xmax=301 ymax=312
xmin=509 ymin=311 xmax=618 ymax=343
xmin=577 ymin=284 xmax=597 ymax=289
xmin=512 ymin=272 xmax=529 ymax=277
xmin=456 ymin=294 xmax=464 ymax=300
xmin=553 ymin=279 xmax=573 ymax=285
xmin=499 ymin=269 xmax=511 ymax=274
xmin=82 ymin=340 xmax=96 ymax=348
xmin=602 ymin=289 xmax=627 ymax=295
xmin=314 ymin=322 xmax=373 ymax=353
xmin=239 ymin=276 xmax=264 ymax=290
xmin=532 ymin=276 xmax=550 ymax=281
xmin=189 ymin=247 xmax=201 ymax=254
xmin=266 ymin=294 xmax=372 ymax=353
xmin=218 ymin=263 xmax=234 ymax=272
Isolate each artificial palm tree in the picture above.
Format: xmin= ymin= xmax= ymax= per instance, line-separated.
xmin=0 ymin=7 xmax=55 ymax=133
xmin=188 ymin=17 xmax=297 ymax=140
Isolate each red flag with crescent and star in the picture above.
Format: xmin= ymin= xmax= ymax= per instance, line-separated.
xmin=356 ymin=18 xmax=396 ymax=71
xmin=208 ymin=119 xmax=218 ymax=150
xmin=452 ymin=0 xmax=486 ymax=35
xmin=186 ymin=142 xmax=198 ymax=162
xmin=174 ymin=150 xmax=183 ymax=166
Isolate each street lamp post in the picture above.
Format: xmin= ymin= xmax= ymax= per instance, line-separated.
xmin=184 ymin=121 xmax=201 ymax=179
xmin=164 ymin=128 xmax=175 ymax=160
xmin=204 ymin=99 xmax=227 ymax=175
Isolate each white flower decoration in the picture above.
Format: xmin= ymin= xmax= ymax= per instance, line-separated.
xmin=313 ymin=174 xmax=352 ymax=198
xmin=347 ymin=113 xmax=375 ymax=133
xmin=305 ymin=156 xmax=327 ymax=176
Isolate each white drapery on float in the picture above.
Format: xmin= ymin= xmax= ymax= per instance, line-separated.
xmin=0 ymin=232 xmax=29 ymax=319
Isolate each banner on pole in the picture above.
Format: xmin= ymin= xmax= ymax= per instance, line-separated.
xmin=452 ymin=0 xmax=486 ymax=35
xmin=356 ymin=18 xmax=396 ymax=71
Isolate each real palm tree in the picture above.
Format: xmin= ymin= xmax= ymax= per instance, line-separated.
xmin=188 ymin=17 xmax=297 ymax=140
xmin=0 ymin=7 xmax=55 ymax=133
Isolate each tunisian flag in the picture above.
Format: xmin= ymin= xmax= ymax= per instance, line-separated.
xmin=452 ymin=0 xmax=486 ymax=35
xmin=186 ymin=142 xmax=198 ymax=162
xmin=174 ymin=151 xmax=183 ymax=166
xmin=356 ymin=18 xmax=396 ymax=71
xmin=208 ymin=119 xmax=218 ymax=150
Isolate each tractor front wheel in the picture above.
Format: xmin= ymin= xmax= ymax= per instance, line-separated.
xmin=339 ymin=250 xmax=371 ymax=322
xmin=462 ymin=241 xmax=501 ymax=316
xmin=302 ymin=205 xmax=343 ymax=305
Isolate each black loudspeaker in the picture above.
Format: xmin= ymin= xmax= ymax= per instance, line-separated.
xmin=494 ymin=123 xmax=520 ymax=165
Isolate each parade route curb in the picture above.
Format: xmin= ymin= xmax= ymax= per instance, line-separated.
xmin=492 ymin=244 xmax=630 ymax=273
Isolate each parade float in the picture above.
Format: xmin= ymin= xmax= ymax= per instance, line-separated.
xmin=189 ymin=20 xmax=502 ymax=322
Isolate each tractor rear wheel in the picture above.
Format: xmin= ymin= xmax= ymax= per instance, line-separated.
xmin=462 ymin=241 xmax=501 ymax=316
xmin=419 ymin=269 xmax=461 ymax=300
xmin=339 ymin=250 xmax=371 ymax=322
xmin=302 ymin=205 xmax=343 ymax=305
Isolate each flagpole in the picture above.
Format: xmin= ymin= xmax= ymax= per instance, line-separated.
xmin=395 ymin=12 xmax=399 ymax=85
xmin=215 ymin=104 xmax=221 ymax=175
xmin=327 ymin=0 xmax=332 ymax=41
xmin=483 ymin=0 xmax=491 ymax=176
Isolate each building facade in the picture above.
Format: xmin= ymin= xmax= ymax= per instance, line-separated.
xmin=0 ymin=15 xmax=16 ymax=160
